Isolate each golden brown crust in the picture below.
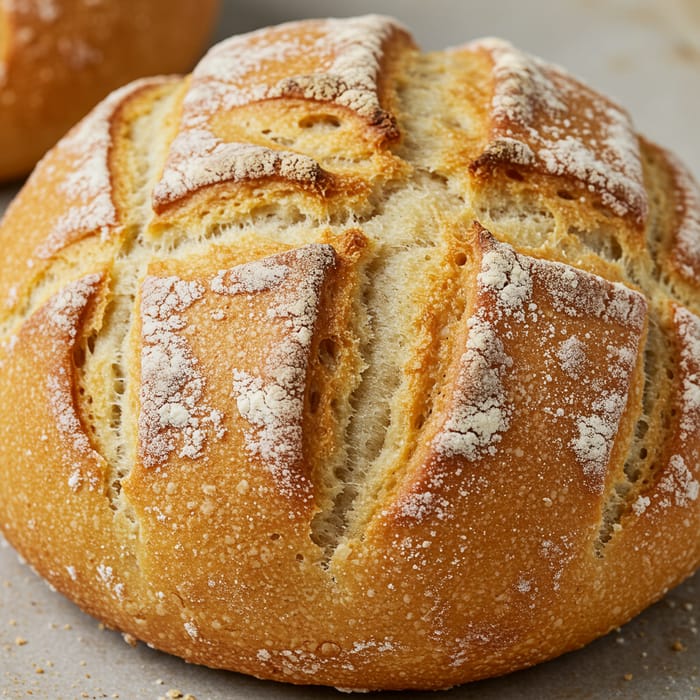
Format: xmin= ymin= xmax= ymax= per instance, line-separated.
xmin=0 ymin=77 xmax=178 ymax=327
xmin=463 ymin=39 xmax=648 ymax=228
xmin=0 ymin=14 xmax=699 ymax=692
xmin=0 ymin=0 xmax=219 ymax=181
xmin=641 ymin=138 xmax=700 ymax=305
xmin=152 ymin=16 xmax=413 ymax=214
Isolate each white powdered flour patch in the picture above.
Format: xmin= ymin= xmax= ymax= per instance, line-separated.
xmin=675 ymin=306 xmax=700 ymax=441
xmin=477 ymin=246 xmax=532 ymax=317
xmin=43 ymin=274 xmax=102 ymax=490
xmin=434 ymin=317 xmax=512 ymax=460
xmin=264 ymin=15 xmax=401 ymax=122
xmin=213 ymin=244 xmax=336 ymax=497
xmin=210 ymin=259 xmax=290 ymax=295
xmin=646 ymin=305 xmax=700 ymax=517
xmin=432 ymin=242 xmax=531 ymax=463
xmin=402 ymin=234 xmax=646 ymax=522
xmin=96 ymin=562 xmax=125 ymax=600
xmin=438 ymin=238 xmax=644 ymax=479
xmin=658 ymin=455 xmax=699 ymax=509
xmin=153 ymin=15 xmax=403 ymax=206
xmin=154 ymin=132 xmax=323 ymax=208
xmin=632 ymin=495 xmax=650 ymax=516
xmin=32 ymin=78 xmax=170 ymax=261
xmin=56 ymin=36 xmax=102 ymax=69
xmin=46 ymin=273 xmax=101 ymax=340
xmin=139 ymin=276 xmax=224 ymax=468
xmin=536 ymin=259 xmax=645 ymax=492
xmin=470 ymin=38 xmax=647 ymax=221
xmin=47 ymin=370 xmax=93 ymax=472
xmin=665 ymin=150 xmax=700 ymax=280
xmin=556 ymin=335 xmax=586 ymax=378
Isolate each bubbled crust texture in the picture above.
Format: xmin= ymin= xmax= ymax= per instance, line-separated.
xmin=1 ymin=15 xmax=700 ymax=691
xmin=0 ymin=0 xmax=219 ymax=181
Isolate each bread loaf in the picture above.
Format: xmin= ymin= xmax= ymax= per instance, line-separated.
xmin=0 ymin=0 xmax=219 ymax=181
xmin=0 ymin=15 xmax=699 ymax=691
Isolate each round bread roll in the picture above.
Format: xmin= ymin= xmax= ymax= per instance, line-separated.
xmin=0 ymin=0 xmax=220 ymax=181
xmin=1 ymin=14 xmax=699 ymax=692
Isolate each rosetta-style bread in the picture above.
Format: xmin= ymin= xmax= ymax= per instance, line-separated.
xmin=0 ymin=0 xmax=219 ymax=181
xmin=0 ymin=15 xmax=699 ymax=691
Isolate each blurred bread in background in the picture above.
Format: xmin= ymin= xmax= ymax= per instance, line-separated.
xmin=0 ymin=0 xmax=220 ymax=181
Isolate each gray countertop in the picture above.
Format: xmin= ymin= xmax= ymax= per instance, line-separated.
xmin=2 ymin=0 xmax=700 ymax=697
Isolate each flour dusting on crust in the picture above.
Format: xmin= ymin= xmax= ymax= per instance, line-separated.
xmin=556 ymin=336 xmax=586 ymax=379
xmin=470 ymin=38 xmax=647 ymax=223
xmin=434 ymin=318 xmax=512 ymax=460
xmin=33 ymin=78 xmax=171 ymax=261
xmin=47 ymin=273 xmax=101 ymax=339
xmin=571 ymin=391 xmax=627 ymax=485
xmin=43 ymin=274 xmax=102 ymax=489
xmin=214 ymin=244 xmax=337 ymax=497
xmin=403 ymin=233 xmax=646 ymax=523
xmin=658 ymin=455 xmax=700 ymax=509
xmin=265 ymin=15 xmax=403 ymax=129
xmin=674 ymin=306 xmax=700 ymax=441
xmin=155 ymin=132 xmax=323 ymax=208
xmin=139 ymin=276 xmax=225 ymax=468
xmin=153 ymin=15 xmax=404 ymax=207
xmin=440 ymin=237 xmax=645 ymax=479
xmin=537 ymin=257 xmax=645 ymax=491
xmin=666 ymin=151 xmax=700 ymax=282
xmin=211 ymin=259 xmax=290 ymax=295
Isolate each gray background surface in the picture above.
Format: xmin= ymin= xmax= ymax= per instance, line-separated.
xmin=2 ymin=0 xmax=700 ymax=698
